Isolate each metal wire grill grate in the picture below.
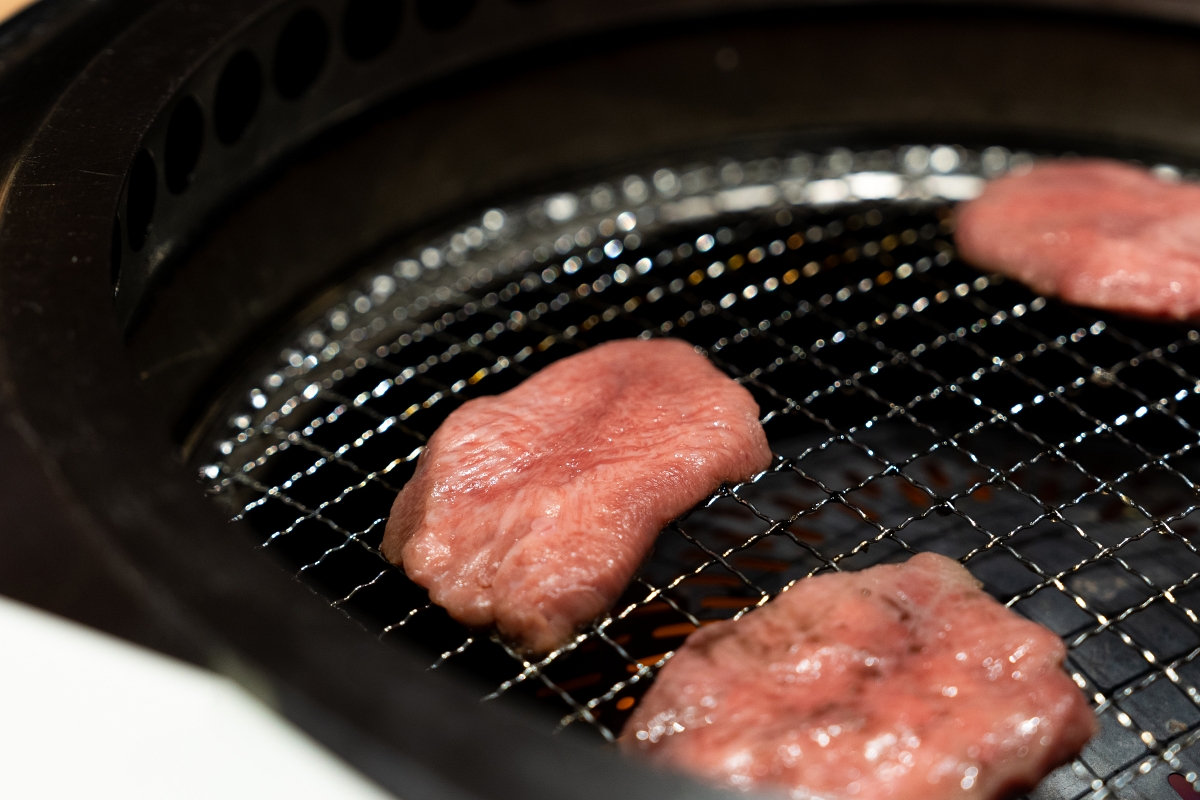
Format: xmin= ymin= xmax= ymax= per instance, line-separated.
xmin=203 ymin=148 xmax=1200 ymax=800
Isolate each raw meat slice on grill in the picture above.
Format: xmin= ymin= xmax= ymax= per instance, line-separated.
xmin=956 ymin=158 xmax=1200 ymax=320
xmin=620 ymin=552 xmax=1096 ymax=800
xmin=382 ymin=338 xmax=772 ymax=655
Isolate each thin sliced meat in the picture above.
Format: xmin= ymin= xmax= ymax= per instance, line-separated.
xmin=955 ymin=158 xmax=1200 ymax=320
xmin=382 ymin=338 xmax=772 ymax=654
xmin=620 ymin=553 xmax=1096 ymax=800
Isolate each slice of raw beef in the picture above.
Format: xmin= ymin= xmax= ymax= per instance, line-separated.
xmin=956 ymin=158 xmax=1200 ymax=319
xmin=382 ymin=338 xmax=772 ymax=654
xmin=620 ymin=552 xmax=1096 ymax=800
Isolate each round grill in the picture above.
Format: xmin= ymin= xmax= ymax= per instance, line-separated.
xmin=18 ymin=2 xmax=1200 ymax=797
xmin=199 ymin=146 xmax=1200 ymax=798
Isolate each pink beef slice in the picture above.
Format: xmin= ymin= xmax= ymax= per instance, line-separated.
xmin=381 ymin=338 xmax=772 ymax=654
xmin=955 ymin=158 xmax=1200 ymax=320
xmin=620 ymin=553 xmax=1096 ymax=800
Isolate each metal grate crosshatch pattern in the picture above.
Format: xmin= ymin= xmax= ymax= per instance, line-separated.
xmin=202 ymin=146 xmax=1200 ymax=799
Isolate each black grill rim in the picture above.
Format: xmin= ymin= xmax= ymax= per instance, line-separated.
xmin=9 ymin=1 xmax=1200 ymax=799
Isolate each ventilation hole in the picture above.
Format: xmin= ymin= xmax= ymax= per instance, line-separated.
xmin=416 ymin=0 xmax=475 ymax=31
xmin=274 ymin=8 xmax=330 ymax=99
xmin=342 ymin=0 xmax=403 ymax=60
xmin=164 ymin=97 xmax=204 ymax=194
xmin=110 ymin=216 xmax=122 ymax=291
xmin=126 ymin=150 xmax=156 ymax=252
xmin=214 ymin=51 xmax=262 ymax=145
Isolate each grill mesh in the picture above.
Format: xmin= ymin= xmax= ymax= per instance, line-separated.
xmin=203 ymin=147 xmax=1200 ymax=799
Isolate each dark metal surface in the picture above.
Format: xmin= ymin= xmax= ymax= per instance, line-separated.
xmin=198 ymin=146 xmax=1200 ymax=798
xmin=9 ymin=1 xmax=1200 ymax=799
xmin=129 ymin=9 xmax=1200 ymax=455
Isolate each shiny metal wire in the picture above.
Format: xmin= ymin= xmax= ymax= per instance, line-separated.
xmin=203 ymin=146 xmax=1200 ymax=800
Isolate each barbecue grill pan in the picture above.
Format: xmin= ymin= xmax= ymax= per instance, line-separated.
xmin=9 ymin=2 xmax=1200 ymax=799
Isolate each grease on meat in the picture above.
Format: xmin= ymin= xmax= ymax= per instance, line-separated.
xmin=620 ymin=553 xmax=1095 ymax=800
xmin=382 ymin=338 xmax=772 ymax=654
xmin=956 ymin=158 xmax=1200 ymax=319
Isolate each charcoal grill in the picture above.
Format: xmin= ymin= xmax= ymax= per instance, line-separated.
xmin=199 ymin=146 xmax=1200 ymax=798
xmin=10 ymin=3 xmax=1200 ymax=800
